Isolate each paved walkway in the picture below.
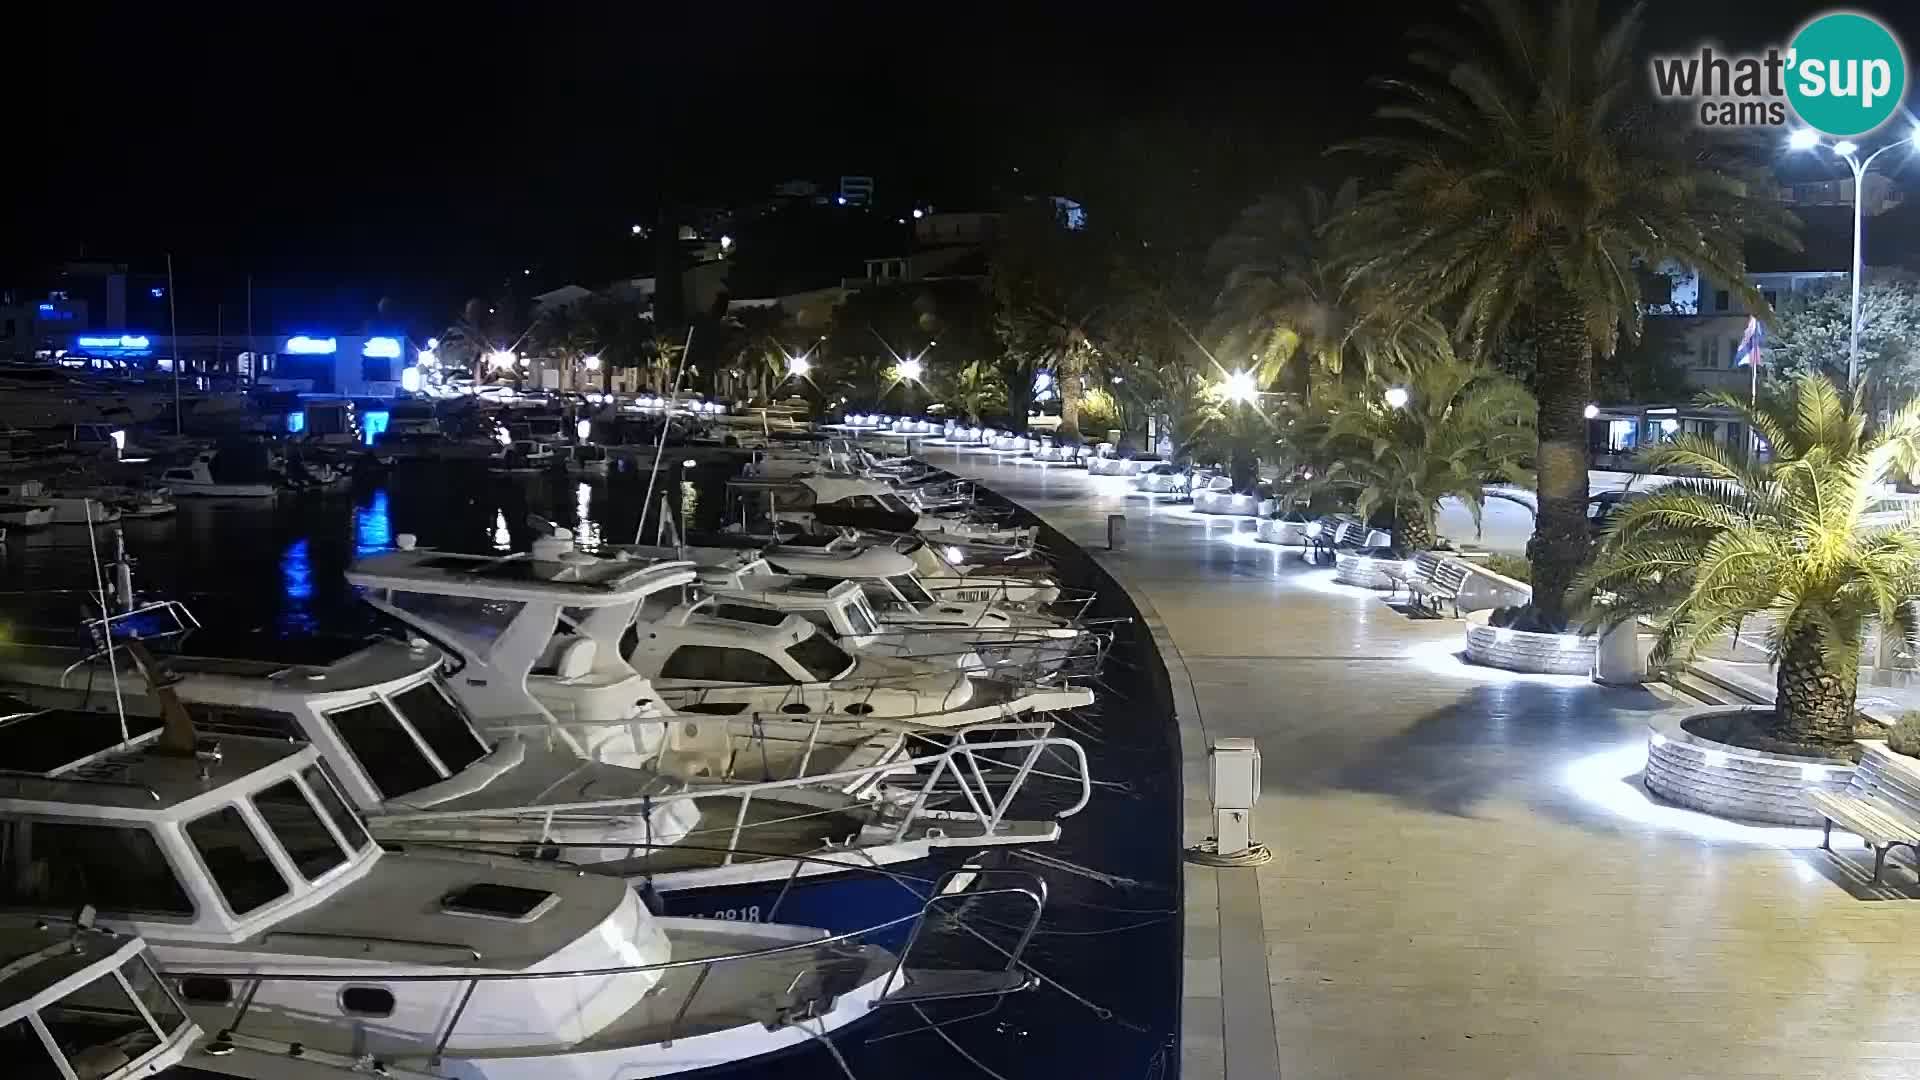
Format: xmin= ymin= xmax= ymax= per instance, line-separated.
xmin=924 ymin=449 xmax=1920 ymax=1080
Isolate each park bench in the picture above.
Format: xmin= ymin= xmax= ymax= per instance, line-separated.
xmin=1305 ymin=514 xmax=1357 ymax=564
xmin=1403 ymin=552 xmax=1471 ymax=618
xmin=1807 ymin=751 xmax=1920 ymax=885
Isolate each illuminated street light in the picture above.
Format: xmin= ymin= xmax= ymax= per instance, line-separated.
xmin=1222 ymin=369 xmax=1258 ymax=404
xmin=912 ymin=208 xmax=924 ymax=219
xmin=1833 ymin=139 xmax=1860 ymax=157
xmin=630 ymin=224 xmax=642 ymax=235
xmin=426 ymin=337 xmax=439 ymax=349
xmin=1383 ymin=386 xmax=1409 ymax=409
xmin=583 ymin=354 xmax=601 ymax=371
xmin=898 ymin=357 xmax=925 ymax=381
xmin=1583 ymin=403 xmax=1600 ymax=419
xmin=487 ymin=350 xmax=517 ymax=370
xmin=787 ymin=356 xmax=812 ymax=378
xmin=719 ymin=235 xmax=733 ymax=250
xmin=1787 ymin=128 xmax=1821 ymax=151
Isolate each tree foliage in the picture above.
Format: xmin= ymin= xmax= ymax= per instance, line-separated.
xmin=1578 ymin=375 xmax=1920 ymax=745
xmin=1769 ymin=276 xmax=1920 ymax=397
xmin=1334 ymin=0 xmax=1799 ymax=622
xmin=1298 ymin=351 xmax=1535 ymax=551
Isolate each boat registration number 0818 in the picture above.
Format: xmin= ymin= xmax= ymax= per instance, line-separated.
xmin=695 ymin=906 xmax=762 ymax=922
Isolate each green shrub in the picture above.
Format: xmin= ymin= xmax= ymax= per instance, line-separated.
xmin=1484 ymin=554 xmax=1531 ymax=584
xmin=1890 ymin=712 xmax=1920 ymax=758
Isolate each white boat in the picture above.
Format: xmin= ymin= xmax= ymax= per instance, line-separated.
xmin=0 ymin=704 xmax=1041 ymax=1079
xmin=0 ymin=916 xmax=201 ymax=1080
xmin=342 ymin=539 xmax=1091 ymax=929
xmin=0 ymin=478 xmax=123 ymax=525
xmin=697 ymin=564 xmax=1103 ymax=678
xmin=554 ymin=443 xmax=611 ymax=475
xmin=157 ymin=450 xmax=280 ymax=498
xmin=489 ymin=440 xmax=556 ymax=473
xmin=0 ymin=501 xmax=54 ymax=527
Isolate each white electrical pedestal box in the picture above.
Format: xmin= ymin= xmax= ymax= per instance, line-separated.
xmin=1209 ymin=737 xmax=1261 ymax=857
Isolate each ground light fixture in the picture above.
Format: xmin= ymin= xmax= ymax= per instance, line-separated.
xmin=1383 ymin=386 xmax=1409 ymax=409
xmin=1222 ymin=369 xmax=1258 ymax=404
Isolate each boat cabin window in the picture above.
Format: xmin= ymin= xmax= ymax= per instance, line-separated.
xmin=771 ymin=487 xmax=816 ymax=511
xmin=162 ymin=469 xmax=194 ymax=481
xmin=0 ymin=820 xmax=193 ymax=918
xmin=843 ymin=601 xmax=879 ymax=636
xmin=303 ymin=765 xmax=371 ymax=852
xmin=389 ymin=683 xmax=487 ymax=775
xmin=889 ymin=574 xmax=933 ymax=606
xmin=185 ymin=703 xmax=304 ymax=741
xmin=660 ymin=645 xmax=796 ymax=684
xmin=251 ymin=779 xmax=348 ymax=881
xmin=185 ymin=806 xmax=290 ymax=916
xmin=0 ymin=1017 xmax=60 ymax=1078
xmin=786 ymin=633 xmax=854 ymax=681
xmin=709 ymin=603 xmax=789 ymax=627
xmin=121 ymin=954 xmax=188 ymax=1042
xmin=326 ymin=701 xmax=443 ymax=800
xmin=340 ymin=986 xmax=395 ymax=1017
xmin=179 ymin=976 xmax=233 ymax=1004
xmin=789 ymin=607 xmax=841 ymax=638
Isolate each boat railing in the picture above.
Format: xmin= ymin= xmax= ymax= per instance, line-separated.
xmin=168 ymin=866 xmax=1045 ymax=1070
xmin=376 ymin=724 xmax=1091 ymax=861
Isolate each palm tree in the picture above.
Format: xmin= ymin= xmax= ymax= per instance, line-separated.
xmin=1302 ymin=352 xmax=1535 ymax=551
xmin=946 ymin=359 xmax=1007 ymax=426
xmin=1207 ymin=181 xmax=1450 ymax=398
xmin=1578 ymin=375 xmax=1920 ymax=746
xmin=1338 ymin=0 xmax=1797 ymax=624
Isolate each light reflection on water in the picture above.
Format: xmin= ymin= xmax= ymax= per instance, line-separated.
xmin=278 ymin=537 xmax=315 ymax=633
xmin=492 ymin=509 xmax=512 ymax=551
xmin=354 ymin=490 xmax=391 ymax=558
xmin=573 ymin=482 xmax=602 ymax=551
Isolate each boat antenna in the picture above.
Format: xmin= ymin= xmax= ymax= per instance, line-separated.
xmin=82 ymin=504 xmax=129 ymax=743
xmin=634 ymin=325 xmax=696 ymax=544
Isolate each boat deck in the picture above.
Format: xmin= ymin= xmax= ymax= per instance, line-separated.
xmin=598 ymin=798 xmax=874 ymax=873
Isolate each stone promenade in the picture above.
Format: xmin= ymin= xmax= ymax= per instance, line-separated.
xmin=926 ymin=448 xmax=1920 ymax=1080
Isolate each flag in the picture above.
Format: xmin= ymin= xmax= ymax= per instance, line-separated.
xmin=1734 ymin=316 xmax=1765 ymax=367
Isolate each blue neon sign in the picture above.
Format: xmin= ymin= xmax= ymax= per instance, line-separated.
xmin=285 ymin=335 xmax=338 ymax=355
xmin=361 ymin=410 xmax=390 ymax=445
xmin=287 ymin=411 xmax=306 ymax=434
xmin=362 ymin=336 xmax=402 ymax=359
xmin=76 ymin=334 xmax=152 ymax=350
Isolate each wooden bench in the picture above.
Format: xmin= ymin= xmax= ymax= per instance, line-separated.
xmin=1807 ymin=756 xmax=1920 ymax=885
xmin=1305 ymin=515 xmax=1357 ymax=564
xmin=1404 ymin=552 xmax=1471 ymax=618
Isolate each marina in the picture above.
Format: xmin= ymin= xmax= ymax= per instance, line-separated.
xmin=0 ymin=406 xmax=1182 ymax=1080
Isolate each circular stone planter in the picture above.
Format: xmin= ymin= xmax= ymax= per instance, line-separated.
xmin=1256 ymin=518 xmax=1307 ymax=546
xmin=1643 ymin=707 xmax=1855 ymax=826
xmin=1192 ymin=491 xmax=1263 ymax=516
xmin=1334 ymin=552 xmax=1405 ymax=590
xmin=1463 ymin=608 xmax=1596 ymax=675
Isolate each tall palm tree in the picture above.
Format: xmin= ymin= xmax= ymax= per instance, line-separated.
xmin=1338 ymin=0 xmax=1797 ymax=624
xmin=1578 ymin=375 xmax=1920 ymax=746
xmin=1207 ymin=181 xmax=1449 ymax=398
xmin=1302 ymin=351 xmax=1535 ymax=551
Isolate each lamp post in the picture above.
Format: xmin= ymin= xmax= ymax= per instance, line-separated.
xmin=1786 ymin=127 xmax=1919 ymax=389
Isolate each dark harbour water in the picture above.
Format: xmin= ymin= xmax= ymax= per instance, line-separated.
xmin=0 ymin=457 xmax=1182 ymax=1080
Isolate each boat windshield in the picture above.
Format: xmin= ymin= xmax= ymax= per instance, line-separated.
xmin=303 ymin=764 xmax=371 ymax=851
xmin=326 ymin=700 xmax=444 ymax=800
xmin=786 ymin=631 xmax=854 ymax=681
xmin=889 ymin=574 xmax=934 ymax=606
xmin=251 ymin=778 xmax=349 ymax=881
xmin=185 ymin=806 xmax=290 ymax=916
xmin=389 ymin=682 xmax=488 ymax=774
xmin=843 ymin=599 xmax=880 ymax=636
xmin=15 ymin=960 xmax=183 ymax=1072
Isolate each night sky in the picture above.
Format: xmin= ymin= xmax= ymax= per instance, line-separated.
xmin=10 ymin=1 xmax=1920 ymax=325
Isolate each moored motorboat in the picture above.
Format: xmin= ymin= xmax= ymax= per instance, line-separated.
xmin=156 ymin=449 xmax=280 ymax=498
xmin=0 ymin=917 xmax=201 ymax=1079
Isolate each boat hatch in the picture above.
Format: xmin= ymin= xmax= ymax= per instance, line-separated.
xmin=440 ymin=884 xmax=558 ymax=922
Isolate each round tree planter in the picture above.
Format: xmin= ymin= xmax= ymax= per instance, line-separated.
xmin=1463 ymin=608 xmax=1596 ymax=675
xmin=1086 ymin=458 xmax=1142 ymax=476
xmin=1256 ymin=519 xmax=1307 ymax=546
xmin=1853 ymin=741 xmax=1920 ymax=819
xmin=1192 ymin=491 xmax=1263 ymax=516
xmin=1334 ymin=553 xmax=1404 ymax=590
xmin=1643 ymin=707 xmax=1855 ymax=826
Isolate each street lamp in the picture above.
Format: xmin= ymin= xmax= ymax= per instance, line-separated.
xmin=1583 ymin=403 xmax=1599 ymax=419
xmin=898 ymin=357 xmax=924 ymax=381
xmin=1383 ymin=386 xmax=1409 ymax=409
xmin=583 ymin=354 xmax=601 ymax=370
xmin=1786 ymin=126 xmax=1920 ymax=388
xmin=1222 ymin=369 xmax=1258 ymax=404
xmin=487 ymin=350 xmax=517 ymax=370
xmin=786 ymin=356 xmax=812 ymax=379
